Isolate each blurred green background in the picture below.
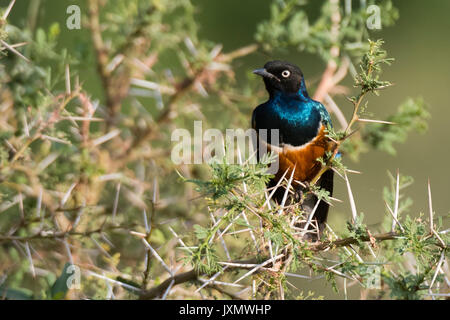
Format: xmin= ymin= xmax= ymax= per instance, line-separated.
xmin=3 ymin=0 xmax=449 ymax=298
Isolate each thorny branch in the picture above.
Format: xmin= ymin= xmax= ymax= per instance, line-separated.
xmin=137 ymin=230 xmax=447 ymax=299
xmin=313 ymin=0 xmax=342 ymax=103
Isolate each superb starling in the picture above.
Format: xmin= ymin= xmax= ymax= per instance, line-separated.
xmin=252 ymin=60 xmax=335 ymax=238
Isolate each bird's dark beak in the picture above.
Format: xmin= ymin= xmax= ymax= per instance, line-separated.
xmin=253 ymin=68 xmax=280 ymax=82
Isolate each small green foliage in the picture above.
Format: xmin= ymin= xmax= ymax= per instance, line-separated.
xmin=193 ymin=224 xmax=209 ymax=240
xmin=295 ymin=290 xmax=324 ymax=300
xmin=383 ymin=171 xmax=414 ymax=220
xmin=340 ymin=137 xmax=368 ymax=162
xmin=340 ymin=97 xmax=430 ymax=161
xmin=364 ymin=98 xmax=430 ymax=155
xmin=383 ymin=269 xmax=431 ymax=300
xmin=190 ymin=244 xmax=221 ymax=274
xmin=310 ymin=183 xmax=332 ymax=203
xmin=325 ymin=124 xmax=346 ymax=142
xmin=324 ymin=272 xmax=338 ymax=293
xmin=184 ymin=152 xmax=275 ymax=201
xmin=392 ymin=215 xmax=448 ymax=262
xmin=353 ymin=39 xmax=394 ymax=96
xmin=182 ymin=153 xmax=277 ymax=273
xmin=346 ymin=213 xmax=369 ymax=246
xmin=256 ymin=0 xmax=399 ymax=62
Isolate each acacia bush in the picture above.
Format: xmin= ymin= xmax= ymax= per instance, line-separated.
xmin=0 ymin=0 xmax=447 ymax=300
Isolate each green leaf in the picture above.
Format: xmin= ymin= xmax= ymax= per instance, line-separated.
xmin=193 ymin=224 xmax=209 ymax=240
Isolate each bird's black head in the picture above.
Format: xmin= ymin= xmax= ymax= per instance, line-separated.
xmin=253 ymin=60 xmax=307 ymax=98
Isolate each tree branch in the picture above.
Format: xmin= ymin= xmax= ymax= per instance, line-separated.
xmin=313 ymin=0 xmax=341 ymax=103
xmin=138 ymin=258 xmax=262 ymax=300
xmin=138 ymin=227 xmax=447 ymax=300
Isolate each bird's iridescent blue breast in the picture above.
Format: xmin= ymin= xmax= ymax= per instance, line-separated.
xmin=253 ymin=88 xmax=332 ymax=147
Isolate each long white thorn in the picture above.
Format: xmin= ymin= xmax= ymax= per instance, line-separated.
xmin=211 ymin=213 xmax=231 ymax=261
xmin=61 ymin=182 xmax=77 ymax=206
xmin=331 ymin=167 xmax=344 ymax=180
xmin=357 ymin=118 xmax=396 ymax=125
xmin=428 ymin=250 xmax=446 ymax=300
xmin=278 ymin=166 xmax=295 ymax=215
xmin=344 ymin=172 xmax=357 ymax=223
xmin=112 ymin=182 xmax=121 ymax=222
xmin=195 ymin=267 xmax=227 ymax=293
xmin=385 ymin=201 xmax=405 ymax=232
xmin=152 ymin=177 xmax=159 ymax=204
xmin=36 ymin=187 xmax=43 ymax=218
xmin=168 ymin=227 xmax=192 ymax=254
xmin=302 ymin=199 xmax=321 ymax=236
xmin=233 ymin=254 xmax=284 ymax=284
xmin=392 ymin=169 xmax=400 ymax=232
xmin=65 ymin=64 xmax=71 ymax=95
xmin=218 ymin=261 xmax=259 ymax=268
xmin=86 ymin=271 xmax=141 ymax=292
xmin=268 ymin=239 xmax=274 ymax=264
xmin=427 ymin=180 xmax=445 ymax=247
xmin=324 ymin=93 xmax=348 ymax=129
xmin=0 ymin=39 xmax=29 ymax=62
xmin=2 ymin=0 xmax=16 ymax=20
xmin=142 ymin=209 xmax=150 ymax=233
xmin=263 ymin=168 xmax=289 ymax=208
xmin=427 ymin=178 xmax=434 ymax=231
xmin=264 ymin=191 xmax=272 ymax=210
xmin=199 ymin=279 xmax=244 ymax=288
xmin=142 ymin=239 xmax=173 ymax=277
xmin=92 ymin=129 xmax=121 ymax=146
xmin=25 ymin=242 xmax=36 ymax=278
xmin=161 ymin=279 xmax=175 ymax=300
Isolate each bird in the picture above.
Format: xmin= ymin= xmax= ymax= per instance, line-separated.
xmin=252 ymin=60 xmax=335 ymax=239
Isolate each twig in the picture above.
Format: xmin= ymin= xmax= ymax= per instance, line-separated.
xmin=312 ymin=232 xmax=399 ymax=251
xmin=139 ymin=258 xmax=258 ymax=300
xmin=324 ymin=93 xmax=348 ymax=129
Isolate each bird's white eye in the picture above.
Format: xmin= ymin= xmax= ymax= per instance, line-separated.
xmin=281 ymin=70 xmax=290 ymax=78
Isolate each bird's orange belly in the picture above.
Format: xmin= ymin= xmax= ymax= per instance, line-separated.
xmin=268 ymin=125 xmax=332 ymax=183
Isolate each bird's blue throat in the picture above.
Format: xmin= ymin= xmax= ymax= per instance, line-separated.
xmin=266 ymin=84 xmax=322 ymax=146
